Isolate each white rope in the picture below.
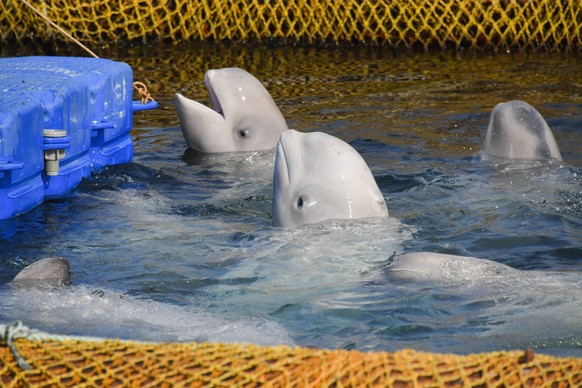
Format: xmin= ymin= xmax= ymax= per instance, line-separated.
xmin=0 ymin=321 xmax=107 ymax=370
xmin=2 ymin=321 xmax=32 ymax=369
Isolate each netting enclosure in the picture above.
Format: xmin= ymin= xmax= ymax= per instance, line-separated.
xmin=1 ymin=335 xmax=581 ymax=386
xmin=2 ymin=0 xmax=581 ymax=50
xmin=2 ymin=1 xmax=582 ymax=386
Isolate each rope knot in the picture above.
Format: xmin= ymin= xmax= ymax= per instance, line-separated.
xmin=133 ymin=81 xmax=155 ymax=105
xmin=1 ymin=321 xmax=32 ymax=370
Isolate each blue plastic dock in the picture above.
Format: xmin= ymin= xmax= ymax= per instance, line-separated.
xmin=0 ymin=56 xmax=158 ymax=219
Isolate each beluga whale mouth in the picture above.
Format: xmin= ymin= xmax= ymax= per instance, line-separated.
xmin=204 ymin=72 xmax=223 ymax=117
xmin=174 ymin=67 xmax=289 ymax=153
xmin=272 ymin=130 xmax=389 ymax=228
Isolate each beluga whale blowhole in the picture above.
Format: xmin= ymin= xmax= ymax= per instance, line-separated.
xmin=482 ymin=100 xmax=562 ymax=161
xmin=272 ymin=130 xmax=389 ymax=228
xmin=175 ymin=67 xmax=289 ymax=153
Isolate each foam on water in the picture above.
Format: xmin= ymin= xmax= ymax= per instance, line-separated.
xmin=211 ymin=217 xmax=414 ymax=312
xmin=0 ymin=284 xmax=295 ymax=345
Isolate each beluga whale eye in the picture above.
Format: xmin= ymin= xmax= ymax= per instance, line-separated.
xmin=297 ymin=196 xmax=305 ymax=208
xmin=238 ymin=129 xmax=250 ymax=138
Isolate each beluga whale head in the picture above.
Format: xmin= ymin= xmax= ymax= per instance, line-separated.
xmin=272 ymin=130 xmax=389 ymax=228
xmin=175 ymin=67 xmax=289 ymax=153
xmin=482 ymin=100 xmax=562 ymax=161
xmin=10 ymin=257 xmax=71 ymax=289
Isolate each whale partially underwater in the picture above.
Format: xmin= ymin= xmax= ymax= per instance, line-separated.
xmin=272 ymin=130 xmax=389 ymax=228
xmin=175 ymin=67 xmax=289 ymax=153
xmin=385 ymin=252 xmax=517 ymax=282
xmin=10 ymin=257 xmax=71 ymax=288
xmin=482 ymin=100 xmax=562 ymax=160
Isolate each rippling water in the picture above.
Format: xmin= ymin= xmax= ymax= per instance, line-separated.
xmin=1 ymin=44 xmax=581 ymax=357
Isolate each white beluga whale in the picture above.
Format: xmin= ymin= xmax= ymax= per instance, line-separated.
xmin=385 ymin=252 xmax=517 ymax=282
xmin=272 ymin=130 xmax=389 ymax=227
xmin=482 ymin=100 xmax=562 ymax=160
xmin=10 ymin=257 xmax=71 ymax=289
xmin=175 ymin=67 xmax=289 ymax=153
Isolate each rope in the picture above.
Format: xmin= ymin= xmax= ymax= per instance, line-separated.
xmin=0 ymin=321 xmax=109 ymax=370
xmin=133 ymin=81 xmax=156 ymax=104
xmin=19 ymin=0 xmax=157 ymax=104
xmin=18 ymin=0 xmax=99 ymax=58
xmin=2 ymin=321 xmax=32 ymax=370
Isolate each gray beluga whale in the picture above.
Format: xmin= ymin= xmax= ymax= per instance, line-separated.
xmin=272 ymin=130 xmax=389 ymax=227
xmin=175 ymin=67 xmax=289 ymax=153
xmin=10 ymin=257 xmax=71 ymax=288
xmin=386 ymin=252 xmax=516 ymax=282
xmin=482 ymin=100 xmax=562 ymax=160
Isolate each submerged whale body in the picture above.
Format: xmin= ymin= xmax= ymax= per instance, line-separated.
xmin=386 ymin=252 xmax=517 ymax=281
xmin=482 ymin=100 xmax=562 ymax=161
xmin=11 ymin=257 xmax=71 ymax=288
xmin=272 ymin=130 xmax=388 ymax=228
xmin=175 ymin=67 xmax=288 ymax=153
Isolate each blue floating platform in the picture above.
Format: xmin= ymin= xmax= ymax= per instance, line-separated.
xmin=0 ymin=56 xmax=158 ymax=219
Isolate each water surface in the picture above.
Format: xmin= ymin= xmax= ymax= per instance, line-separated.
xmin=1 ymin=45 xmax=581 ymax=357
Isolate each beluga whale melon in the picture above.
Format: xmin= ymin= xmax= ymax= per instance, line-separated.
xmin=482 ymin=100 xmax=562 ymax=161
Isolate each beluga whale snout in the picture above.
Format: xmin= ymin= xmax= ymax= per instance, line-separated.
xmin=175 ymin=67 xmax=289 ymax=153
xmin=482 ymin=100 xmax=562 ymax=161
xmin=272 ymin=130 xmax=389 ymax=228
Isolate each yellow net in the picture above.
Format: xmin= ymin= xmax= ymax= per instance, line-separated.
xmin=1 ymin=0 xmax=581 ymax=51
xmin=1 ymin=338 xmax=581 ymax=386
xmin=2 ymin=2 xmax=581 ymax=385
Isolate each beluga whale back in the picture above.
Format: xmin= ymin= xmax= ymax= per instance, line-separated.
xmin=272 ymin=130 xmax=388 ymax=228
xmin=482 ymin=100 xmax=562 ymax=161
xmin=175 ymin=67 xmax=288 ymax=153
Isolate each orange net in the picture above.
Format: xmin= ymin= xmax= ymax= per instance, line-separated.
xmin=1 ymin=338 xmax=581 ymax=386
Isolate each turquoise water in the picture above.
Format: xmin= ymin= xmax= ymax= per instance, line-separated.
xmin=1 ymin=45 xmax=581 ymax=356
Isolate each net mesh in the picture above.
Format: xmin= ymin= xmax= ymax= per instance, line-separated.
xmin=1 ymin=339 xmax=581 ymax=386
xmin=2 ymin=1 xmax=581 ymax=385
xmin=1 ymin=0 xmax=581 ymax=50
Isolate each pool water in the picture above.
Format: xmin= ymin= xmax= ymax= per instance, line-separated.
xmin=1 ymin=44 xmax=581 ymax=357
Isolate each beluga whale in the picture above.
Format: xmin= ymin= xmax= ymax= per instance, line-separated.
xmin=175 ymin=67 xmax=289 ymax=153
xmin=10 ymin=257 xmax=71 ymax=289
xmin=385 ymin=252 xmax=517 ymax=282
xmin=272 ymin=130 xmax=389 ymax=228
xmin=482 ymin=100 xmax=562 ymax=161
